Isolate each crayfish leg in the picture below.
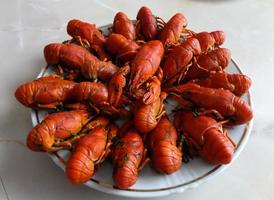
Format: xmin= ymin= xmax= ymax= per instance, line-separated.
xmin=36 ymin=102 xmax=61 ymax=109
xmin=138 ymin=148 xmax=150 ymax=171
xmin=54 ymin=134 xmax=84 ymax=150
xmin=54 ymin=141 xmax=72 ymax=149
xmin=96 ymin=124 xmax=118 ymax=163
xmin=177 ymin=62 xmax=192 ymax=84
xmin=82 ymin=117 xmax=110 ymax=133
xmin=88 ymin=103 xmax=100 ymax=115
xmin=223 ymin=129 xmax=236 ymax=148
xmin=47 ymin=146 xmax=65 ymax=153
xmin=155 ymin=92 xmax=168 ymax=120
xmin=95 ymin=146 xmax=111 ymax=165
xmin=75 ymin=35 xmax=91 ymax=48
xmin=56 ymin=65 xmax=64 ymax=76
xmin=135 ymin=40 xmax=146 ymax=46
xmin=156 ymin=107 xmax=165 ymax=121
xmin=155 ymin=16 xmax=166 ymax=29
xmin=155 ymin=67 xmax=163 ymax=82
xmin=169 ymin=93 xmax=193 ymax=109
xmin=194 ymin=108 xmax=225 ymax=121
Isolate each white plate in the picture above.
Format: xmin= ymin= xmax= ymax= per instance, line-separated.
xmin=31 ymin=24 xmax=253 ymax=198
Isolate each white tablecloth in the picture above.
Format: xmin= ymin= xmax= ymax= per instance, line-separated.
xmin=1 ymin=0 xmax=273 ymax=199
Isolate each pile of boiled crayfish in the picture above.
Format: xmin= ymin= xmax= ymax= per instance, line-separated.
xmin=15 ymin=6 xmax=253 ymax=189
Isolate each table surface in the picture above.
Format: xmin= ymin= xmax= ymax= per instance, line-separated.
xmin=1 ymin=0 xmax=273 ymax=199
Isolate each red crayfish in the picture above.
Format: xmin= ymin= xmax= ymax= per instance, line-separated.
xmin=67 ymin=19 xmax=109 ymax=61
xmin=162 ymin=37 xmax=201 ymax=84
xmin=27 ymin=110 xmax=91 ymax=152
xmin=149 ymin=116 xmax=182 ymax=174
xmin=136 ymin=6 xmax=158 ymax=40
xmin=191 ymin=71 xmax=252 ymax=96
xmin=159 ymin=13 xmax=188 ymax=47
xmin=106 ymin=33 xmax=140 ymax=63
xmin=193 ymin=31 xmax=225 ymax=53
xmin=134 ymin=92 xmax=167 ymax=134
xmin=129 ymin=40 xmax=164 ymax=96
xmin=174 ymin=111 xmax=235 ymax=164
xmin=15 ymin=75 xmax=76 ymax=109
xmin=72 ymin=81 xmax=130 ymax=116
xmin=166 ymin=83 xmax=253 ymax=125
xmin=112 ymin=129 xmax=147 ymax=189
xmin=66 ymin=123 xmax=118 ymax=184
xmin=44 ymin=43 xmax=118 ymax=81
xmin=183 ymin=48 xmax=231 ymax=81
xmin=113 ymin=12 xmax=136 ymax=40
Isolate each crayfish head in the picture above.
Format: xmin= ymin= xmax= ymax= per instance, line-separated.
xmin=228 ymin=97 xmax=253 ymax=125
xmin=27 ymin=130 xmax=42 ymax=151
xmin=44 ymin=43 xmax=62 ymax=65
xmin=26 ymin=129 xmax=54 ymax=152
xmin=15 ymin=81 xmax=37 ymax=107
xmin=67 ymin=19 xmax=80 ymax=36
xmin=107 ymin=124 xmax=119 ymax=141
